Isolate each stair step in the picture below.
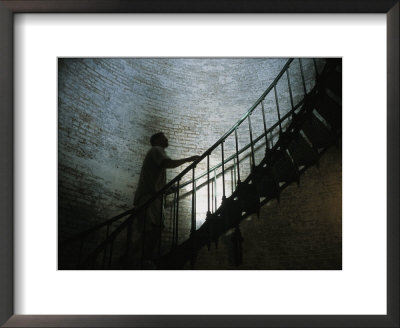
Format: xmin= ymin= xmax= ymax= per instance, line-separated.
xmin=325 ymin=70 xmax=342 ymax=97
xmin=317 ymin=59 xmax=342 ymax=98
xmin=301 ymin=113 xmax=335 ymax=150
xmin=325 ymin=87 xmax=342 ymax=105
xmin=315 ymin=92 xmax=342 ymax=131
xmin=288 ymin=133 xmax=319 ymax=167
xmin=254 ymin=166 xmax=280 ymax=200
xmin=220 ymin=197 xmax=242 ymax=228
xmin=272 ymin=152 xmax=299 ymax=184
xmin=206 ymin=212 xmax=226 ymax=246
xmin=237 ymin=182 xmax=260 ymax=216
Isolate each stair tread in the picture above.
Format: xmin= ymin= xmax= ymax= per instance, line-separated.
xmin=301 ymin=113 xmax=335 ymax=149
xmin=288 ymin=134 xmax=319 ymax=167
xmin=316 ymin=93 xmax=342 ymax=130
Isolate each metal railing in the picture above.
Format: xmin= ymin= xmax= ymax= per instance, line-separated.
xmin=60 ymin=58 xmax=323 ymax=269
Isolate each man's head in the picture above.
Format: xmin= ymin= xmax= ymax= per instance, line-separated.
xmin=150 ymin=132 xmax=168 ymax=148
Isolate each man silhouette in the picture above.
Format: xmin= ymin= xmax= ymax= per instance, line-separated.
xmin=132 ymin=132 xmax=199 ymax=268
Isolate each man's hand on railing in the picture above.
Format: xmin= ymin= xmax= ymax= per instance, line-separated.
xmin=162 ymin=155 xmax=200 ymax=169
xmin=165 ymin=185 xmax=177 ymax=195
xmin=187 ymin=155 xmax=201 ymax=163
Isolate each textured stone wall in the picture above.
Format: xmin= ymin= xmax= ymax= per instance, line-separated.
xmin=58 ymin=58 xmax=325 ymax=245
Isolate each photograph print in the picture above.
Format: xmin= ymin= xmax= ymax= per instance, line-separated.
xmin=58 ymin=57 xmax=342 ymax=270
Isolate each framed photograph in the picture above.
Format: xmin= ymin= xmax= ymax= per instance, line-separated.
xmin=1 ymin=1 xmax=398 ymax=327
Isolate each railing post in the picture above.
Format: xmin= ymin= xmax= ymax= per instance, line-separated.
xmin=248 ymin=115 xmax=256 ymax=168
xmin=233 ymin=157 xmax=237 ymax=187
xmin=77 ymin=239 xmax=84 ymax=267
xmin=102 ymin=246 xmax=107 ymax=269
xmin=194 ymin=179 xmax=197 ymax=222
xmin=106 ymin=223 xmax=110 ymax=240
xmin=274 ymin=86 xmax=283 ymax=134
xmin=175 ymin=179 xmax=180 ymax=246
xmin=299 ymin=58 xmax=307 ymax=94
xmin=231 ymin=165 xmax=234 ymax=194
xmin=207 ymin=154 xmax=211 ymax=215
xmin=312 ymin=58 xmax=319 ymax=76
xmin=221 ymin=142 xmax=226 ymax=199
xmin=286 ymin=69 xmax=295 ymax=118
xmin=171 ymin=189 xmax=176 ymax=251
xmin=126 ymin=217 xmax=131 ymax=255
xmin=211 ymin=172 xmax=214 ymax=212
xmin=191 ymin=167 xmax=196 ymax=234
xmin=108 ymin=239 xmax=114 ymax=269
xmin=158 ymin=193 xmax=164 ymax=257
xmin=234 ymin=127 xmax=241 ymax=184
xmin=261 ymin=100 xmax=269 ymax=150
xmin=102 ymin=223 xmax=110 ymax=268
xmin=141 ymin=207 xmax=148 ymax=266
xmin=213 ymin=169 xmax=217 ymax=211
xmin=91 ymin=252 xmax=98 ymax=270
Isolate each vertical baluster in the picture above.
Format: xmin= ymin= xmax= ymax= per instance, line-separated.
xmin=312 ymin=58 xmax=319 ymax=76
xmin=158 ymin=193 xmax=164 ymax=257
xmin=171 ymin=189 xmax=176 ymax=250
xmin=191 ymin=167 xmax=196 ymax=234
xmin=274 ymin=86 xmax=283 ymax=134
xmin=248 ymin=115 xmax=256 ymax=168
xmin=221 ymin=142 xmax=226 ymax=199
xmin=234 ymin=127 xmax=241 ymax=184
xmin=207 ymin=154 xmax=210 ymax=215
xmin=286 ymin=69 xmax=295 ymax=117
xmin=261 ymin=100 xmax=269 ymax=149
xmin=299 ymin=58 xmax=307 ymax=94
xmin=125 ymin=216 xmax=131 ymax=255
xmin=211 ymin=174 xmax=214 ymax=212
xmin=213 ymin=169 xmax=217 ymax=211
xmin=233 ymin=157 xmax=237 ymax=187
xmin=91 ymin=253 xmax=97 ymax=270
xmin=108 ymin=239 xmax=114 ymax=269
xmin=141 ymin=207 xmax=147 ymax=265
xmin=175 ymin=179 xmax=180 ymax=246
xmin=102 ymin=245 xmax=107 ymax=269
xmin=231 ymin=166 xmax=234 ymax=194
xmin=102 ymin=223 xmax=110 ymax=268
xmin=106 ymin=223 xmax=110 ymax=240
xmin=77 ymin=239 xmax=84 ymax=267
xmin=194 ymin=179 xmax=197 ymax=226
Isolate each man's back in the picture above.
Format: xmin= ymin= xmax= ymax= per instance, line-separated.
xmin=133 ymin=146 xmax=170 ymax=206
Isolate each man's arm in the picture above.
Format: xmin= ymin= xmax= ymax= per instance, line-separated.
xmin=161 ymin=155 xmax=200 ymax=169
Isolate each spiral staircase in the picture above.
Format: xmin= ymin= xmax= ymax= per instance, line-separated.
xmin=59 ymin=58 xmax=342 ymax=270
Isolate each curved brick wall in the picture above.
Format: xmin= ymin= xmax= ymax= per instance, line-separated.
xmin=58 ymin=58 xmax=325 ymax=241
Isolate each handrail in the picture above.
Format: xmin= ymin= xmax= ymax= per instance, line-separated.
xmin=61 ymin=58 xmax=295 ymax=247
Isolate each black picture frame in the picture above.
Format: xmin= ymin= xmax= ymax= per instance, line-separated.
xmin=0 ymin=1 xmax=398 ymax=327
